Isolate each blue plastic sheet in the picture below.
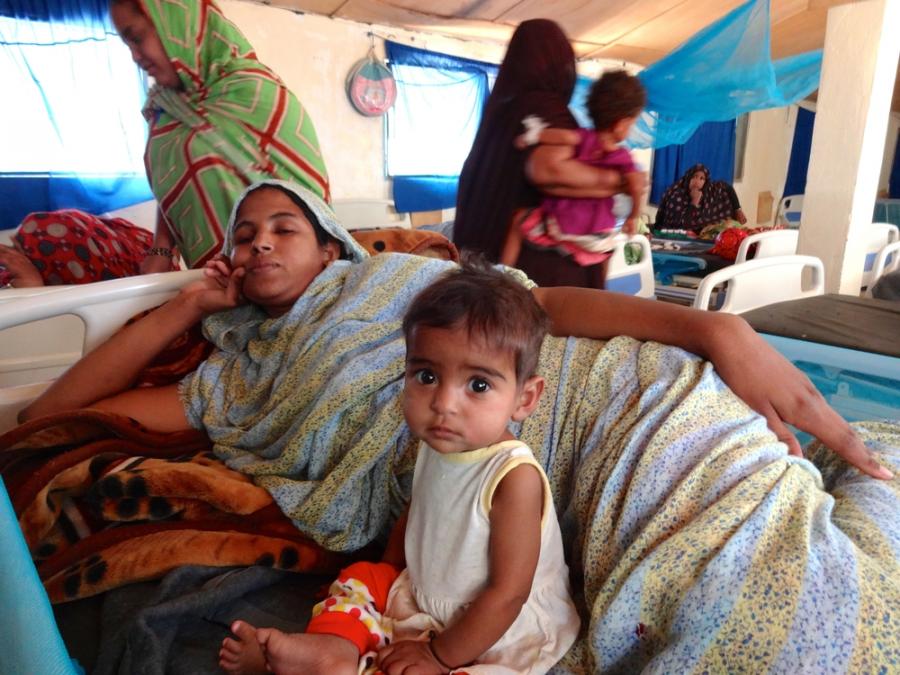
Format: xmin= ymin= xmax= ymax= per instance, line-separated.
xmin=0 ymin=477 xmax=80 ymax=675
xmin=890 ymin=135 xmax=900 ymax=198
xmin=0 ymin=0 xmax=109 ymax=22
xmin=633 ymin=0 xmax=822 ymax=148
xmin=393 ymin=175 xmax=458 ymax=212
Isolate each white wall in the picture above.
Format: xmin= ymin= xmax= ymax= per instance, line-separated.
xmin=731 ymin=103 xmax=897 ymax=229
xmin=223 ymin=2 xmax=899 ymax=224
xmin=221 ymin=0 xmax=513 ymax=202
xmin=733 ymin=105 xmax=799 ymax=226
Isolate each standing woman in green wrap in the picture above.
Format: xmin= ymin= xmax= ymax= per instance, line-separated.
xmin=0 ymin=0 xmax=329 ymax=287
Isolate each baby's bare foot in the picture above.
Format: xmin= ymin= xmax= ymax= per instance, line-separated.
xmin=258 ymin=628 xmax=359 ymax=675
xmin=219 ymin=620 xmax=267 ymax=674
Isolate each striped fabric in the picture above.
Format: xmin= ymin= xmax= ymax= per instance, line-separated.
xmin=142 ymin=0 xmax=330 ymax=268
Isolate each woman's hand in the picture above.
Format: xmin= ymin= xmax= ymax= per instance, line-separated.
xmin=526 ymin=145 xmax=622 ymax=199
xmin=180 ymin=255 xmax=245 ymax=315
xmin=0 ymin=244 xmax=44 ymax=287
xmin=377 ymin=639 xmax=447 ymax=675
xmin=533 ymin=286 xmax=893 ymax=480
xmin=623 ymin=217 xmax=639 ymax=236
xmin=707 ymin=315 xmax=893 ymax=480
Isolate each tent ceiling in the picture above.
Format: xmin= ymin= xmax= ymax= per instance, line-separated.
xmin=258 ymin=0 xmax=899 ymax=110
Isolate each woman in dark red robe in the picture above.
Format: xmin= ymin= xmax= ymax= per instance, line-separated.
xmin=453 ymin=19 xmax=625 ymax=288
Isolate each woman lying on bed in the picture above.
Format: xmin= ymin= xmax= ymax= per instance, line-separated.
xmin=20 ymin=180 xmax=898 ymax=672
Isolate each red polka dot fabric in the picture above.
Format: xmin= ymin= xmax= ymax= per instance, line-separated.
xmin=14 ymin=209 xmax=171 ymax=285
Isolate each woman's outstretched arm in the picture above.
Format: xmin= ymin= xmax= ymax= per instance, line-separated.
xmin=525 ymin=144 xmax=629 ymax=198
xmin=19 ymin=266 xmax=244 ymax=430
xmin=532 ymin=286 xmax=893 ymax=480
xmin=140 ymin=209 xmax=179 ymax=275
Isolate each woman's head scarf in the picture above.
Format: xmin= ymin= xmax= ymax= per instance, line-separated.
xmin=658 ymin=163 xmax=736 ymax=231
xmin=136 ymin=0 xmax=330 ymax=268
xmin=453 ymin=19 xmax=578 ymax=260
xmin=223 ymin=180 xmax=368 ymax=263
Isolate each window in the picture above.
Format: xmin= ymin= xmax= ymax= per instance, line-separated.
xmin=1 ymin=15 xmax=147 ymax=174
xmin=0 ymin=3 xmax=152 ymax=226
xmin=385 ymin=41 xmax=497 ymax=212
xmin=386 ymin=63 xmax=487 ymax=177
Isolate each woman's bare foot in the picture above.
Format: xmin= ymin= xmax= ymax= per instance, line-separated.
xmin=219 ymin=621 xmax=267 ymax=674
xmin=258 ymin=628 xmax=359 ymax=675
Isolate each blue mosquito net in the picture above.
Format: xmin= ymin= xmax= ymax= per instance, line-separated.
xmin=631 ymin=0 xmax=822 ymax=149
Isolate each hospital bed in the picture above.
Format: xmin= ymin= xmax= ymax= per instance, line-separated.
xmin=0 ymin=270 xmax=202 ymax=433
xmin=0 ymin=257 xmax=897 ymax=675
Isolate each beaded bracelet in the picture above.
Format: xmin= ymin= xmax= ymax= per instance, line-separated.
xmin=146 ymin=247 xmax=175 ymax=258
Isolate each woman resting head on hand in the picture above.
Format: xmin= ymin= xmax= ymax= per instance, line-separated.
xmin=20 ymin=179 xmax=889 ymax=477
xmin=17 ymin=179 xmax=896 ymax=672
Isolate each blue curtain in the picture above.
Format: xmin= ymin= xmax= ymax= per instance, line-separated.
xmin=650 ymin=120 xmax=736 ymax=205
xmin=386 ymin=41 xmax=498 ymax=212
xmin=633 ymin=0 xmax=821 ymax=149
xmin=0 ymin=0 xmax=108 ymax=21
xmin=0 ymin=0 xmax=152 ymax=229
xmin=783 ymin=107 xmax=816 ymax=199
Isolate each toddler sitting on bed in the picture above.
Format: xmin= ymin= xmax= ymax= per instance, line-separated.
xmin=501 ymin=70 xmax=646 ymax=286
xmin=219 ymin=259 xmax=579 ymax=674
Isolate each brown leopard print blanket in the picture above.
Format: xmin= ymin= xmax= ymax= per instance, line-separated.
xmin=0 ymin=411 xmax=346 ymax=604
xmin=0 ymin=226 xmax=456 ymax=604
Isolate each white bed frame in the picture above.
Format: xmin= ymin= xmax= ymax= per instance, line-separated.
xmin=605 ymin=234 xmax=655 ymax=299
xmin=0 ymin=270 xmax=202 ymax=433
xmin=692 ymin=255 xmax=825 ymax=314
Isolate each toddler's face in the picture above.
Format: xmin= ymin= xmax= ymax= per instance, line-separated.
xmin=402 ymin=324 xmax=540 ymax=454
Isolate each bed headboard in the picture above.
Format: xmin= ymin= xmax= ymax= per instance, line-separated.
xmin=0 ymin=270 xmax=203 ymax=433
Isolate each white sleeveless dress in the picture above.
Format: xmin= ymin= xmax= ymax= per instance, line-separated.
xmin=384 ymin=440 xmax=580 ymax=674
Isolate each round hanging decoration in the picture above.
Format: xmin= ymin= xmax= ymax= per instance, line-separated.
xmin=346 ymin=48 xmax=397 ymax=117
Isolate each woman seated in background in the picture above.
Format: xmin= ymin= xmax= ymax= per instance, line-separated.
xmin=654 ymin=163 xmax=747 ymax=233
xmin=0 ymin=0 xmax=328 ymax=288
xmin=16 ymin=179 xmax=897 ymax=673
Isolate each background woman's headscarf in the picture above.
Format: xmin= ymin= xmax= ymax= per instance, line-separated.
xmin=453 ymin=19 xmax=578 ymax=261
xmin=656 ymin=163 xmax=735 ymax=231
xmin=139 ymin=0 xmax=330 ymax=268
